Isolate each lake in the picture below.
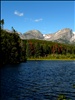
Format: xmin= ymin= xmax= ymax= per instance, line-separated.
xmin=1 ymin=60 xmax=75 ymax=100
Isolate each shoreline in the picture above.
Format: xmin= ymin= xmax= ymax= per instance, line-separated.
xmin=28 ymin=58 xmax=75 ymax=61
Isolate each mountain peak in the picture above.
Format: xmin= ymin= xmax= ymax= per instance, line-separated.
xmin=44 ymin=28 xmax=74 ymax=43
xmin=5 ymin=28 xmax=74 ymax=44
xmin=23 ymin=30 xmax=44 ymax=39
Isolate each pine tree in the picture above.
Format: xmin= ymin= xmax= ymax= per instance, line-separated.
xmin=26 ymin=41 xmax=31 ymax=58
xmin=34 ymin=42 xmax=41 ymax=58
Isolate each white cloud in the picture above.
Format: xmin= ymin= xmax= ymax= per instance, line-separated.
xmin=34 ymin=18 xmax=43 ymax=22
xmin=14 ymin=10 xmax=24 ymax=16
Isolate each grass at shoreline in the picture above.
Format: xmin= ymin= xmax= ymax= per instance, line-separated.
xmin=28 ymin=57 xmax=75 ymax=61
xmin=28 ymin=58 xmax=75 ymax=61
xmin=27 ymin=54 xmax=75 ymax=61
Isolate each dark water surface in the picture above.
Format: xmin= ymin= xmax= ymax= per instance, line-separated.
xmin=1 ymin=60 xmax=75 ymax=100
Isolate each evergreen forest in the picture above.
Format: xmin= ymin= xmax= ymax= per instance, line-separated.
xmin=0 ymin=19 xmax=75 ymax=66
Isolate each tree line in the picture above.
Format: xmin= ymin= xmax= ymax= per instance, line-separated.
xmin=0 ymin=19 xmax=75 ymax=67
xmin=25 ymin=39 xmax=75 ymax=58
xmin=0 ymin=29 xmax=26 ymax=67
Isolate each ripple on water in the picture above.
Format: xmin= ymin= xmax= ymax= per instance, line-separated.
xmin=1 ymin=60 xmax=75 ymax=100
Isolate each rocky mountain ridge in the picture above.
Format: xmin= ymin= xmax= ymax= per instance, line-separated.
xmin=44 ymin=28 xmax=74 ymax=43
xmin=4 ymin=28 xmax=75 ymax=44
xmin=23 ymin=30 xmax=44 ymax=39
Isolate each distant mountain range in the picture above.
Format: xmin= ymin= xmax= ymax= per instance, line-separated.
xmin=43 ymin=28 xmax=75 ymax=44
xmin=5 ymin=28 xmax=75 ymax=44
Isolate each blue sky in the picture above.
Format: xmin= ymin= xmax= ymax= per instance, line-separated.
xmin=1 ymin=1 xmax=75 ymax=34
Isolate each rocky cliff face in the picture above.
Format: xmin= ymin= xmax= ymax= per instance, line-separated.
xmin=23 ymin=30 xmax=44 ymax=39
xmin=44 ymin=28 xmax=74 ymax=43
xmin=4 ymin=28 xmax=75 ymax=44
xmin=70 ymin=33 xmax=75 ymax=43
xmin=19 ymin=28 xmax=75 ymax=44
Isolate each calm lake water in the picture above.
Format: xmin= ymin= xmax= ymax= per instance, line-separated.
xmin=1 ymin=60 xmax=75 ymax=100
